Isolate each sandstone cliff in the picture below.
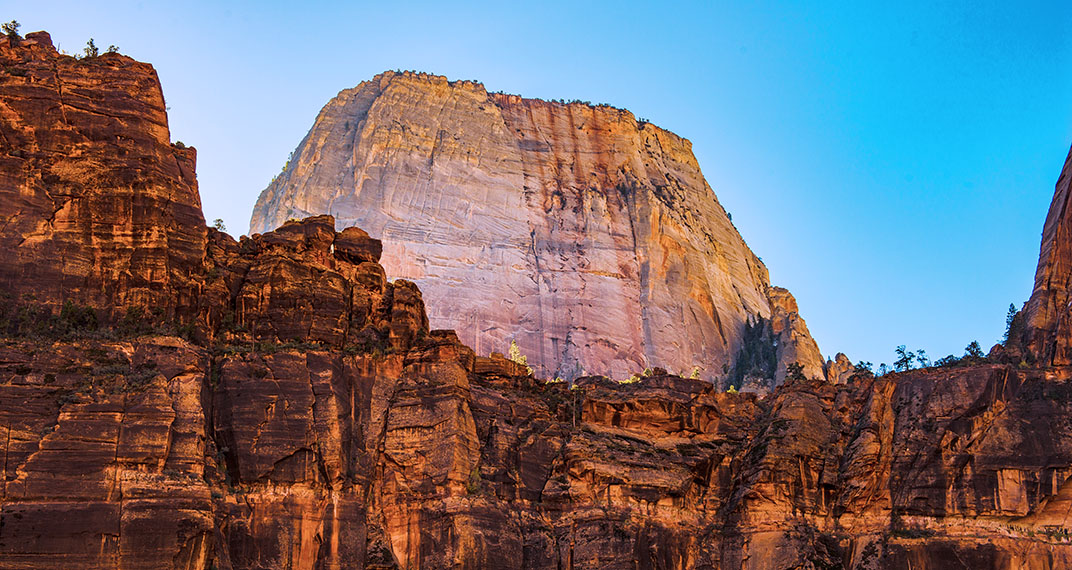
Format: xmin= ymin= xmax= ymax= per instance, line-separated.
xmin=1013 ymin=144 xmax=1072 ymax=366
xmin=2 ymin=32 xmax=1072 ymax=570
xmin=0 ymin=31 xmax=206 ymax=324
xmin=250 ymin=71 xmax=825 ymax=386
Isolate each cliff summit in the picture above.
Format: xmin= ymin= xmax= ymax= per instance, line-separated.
xmin=251 ymin=70 xmax=827 ymax=387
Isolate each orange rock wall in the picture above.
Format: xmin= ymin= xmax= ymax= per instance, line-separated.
xmin=2 ymin=34 xmax=1071 ymax=570
xmin=1017 ymin=145 xmax=1072 ymax=365
xmin=0 ymin=31 xmax=206 ymax=323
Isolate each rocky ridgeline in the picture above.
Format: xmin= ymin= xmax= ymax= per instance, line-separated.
xmin=1 ymin=31 xmax=1071 ymax=570
xmin=250 ymin=70 xmax=828 ymax=388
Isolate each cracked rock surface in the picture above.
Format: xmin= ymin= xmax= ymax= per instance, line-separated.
xmin=1 ymin=32 xmax=1072 ymax=570
xmin=250 ymin=71 xmax=826 ymax=386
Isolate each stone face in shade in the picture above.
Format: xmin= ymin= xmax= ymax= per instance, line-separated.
xmin=250 ymin=71 xmax=826 ymax=386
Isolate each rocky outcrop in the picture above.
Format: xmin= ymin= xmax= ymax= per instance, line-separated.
xmin=200 ymin=214 xmax=428 ymax=350
xmin=3 ymin=32 xmax=1072 ymax=570
xmin=250 ymin=71 xmax=825 ymax=387
xmin=0 ymin=31 xmax=206 ymax=324
xmin=825 ymin=352 xmax=855 ymax=384
xmin=768 ymin=286 xmax=825 ymax=384
xmin=1014 ymin=145 xmax=1072 ymax=366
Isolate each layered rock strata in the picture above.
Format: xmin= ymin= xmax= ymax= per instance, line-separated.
xmin=2 ymin=32 xmax=1072 ymax=570
xmin=0 ymin=31 xmax=206 ymax=324
xmin=4 ymin=312 xmax=1072 ymax=569
xmin=250 ymin=71 xmax=825 ymax=386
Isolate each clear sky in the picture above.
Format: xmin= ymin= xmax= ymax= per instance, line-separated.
xmin=15 ymin=1 xmax=1072 ymax=367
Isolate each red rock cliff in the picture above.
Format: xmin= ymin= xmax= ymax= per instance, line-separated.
xmin=0 ymin=31 xmax=206 ymax=323
xmin=2 ymin=33 xmax=1071 ymax=570
xmin=1015 ymin=145 xmax=1072 ymax=365
xmin=250 ymin=71 xmax=826 ymax=387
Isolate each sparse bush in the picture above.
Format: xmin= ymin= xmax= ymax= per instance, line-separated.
xmin=106 ymin=44 xmax=119 ymax=54
xmin=508 ymin=339 xmax=533 ymax=375
xmin=118 ymin=305 xmax=153 ymax=337
xmin=853 ymin=361 xmax=874 ymax=377
xmin=931 ymin=341 xmax=989 ymax=368
xmin=999 ymin=302 xmax=1016 ymax=342
xmin=785 ymin=362 xmax=807 ymax=382
xmin=465 ymin=466 xmax=482 ymax=495
xmin=342 ymin=332 xmax=391 ymax=356
xmin=212 ymin=218 xmax=227 ymax=232
xmin=0 ymin=297 xmax=102 ymax=338
xmin=57 ymin=300 xmax=98 ymax=334
xmin=935 ymin=355 xmax=959 ymax=367
xmin=894 ymin=345 xmax=916 ymax=372
xmin=915 ymin=349 xmax=930 ymax=368
xmin=83 ymin=38 xmax=99 ymax=58
xmin=2 ymin=20 xmax=19 ymax=40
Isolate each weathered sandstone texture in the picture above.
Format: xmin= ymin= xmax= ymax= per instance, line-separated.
xmin=250 ymin=71 xmax=825 ymax=386
xmin=2 ymin=33 xmax=1072 ymax=569
xmin=1013 ymin=145 xmax=1072 ymax=366
xmin=0 ymin=31 xmax=206 ymax=324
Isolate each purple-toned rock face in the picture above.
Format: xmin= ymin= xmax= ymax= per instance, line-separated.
xmin=250 ymin=71 xmax=827 ymax=386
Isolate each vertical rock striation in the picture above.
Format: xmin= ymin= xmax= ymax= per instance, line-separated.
xmin=3 ymin=33 xmax=1072 ymax=569
xmin=0 ymin=31 xmax=206 ymax=324
xmin=250 ymin=71 xmax=825 ymax=386
xmin=1015 ymin=145 xmax=1072 ymax=365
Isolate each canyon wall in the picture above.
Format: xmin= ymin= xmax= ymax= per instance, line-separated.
xmin=1014 ymin=145 xmax=1072 ymax=366
xmin=0 ymin=31 xmax=206 ymax=324
xmin=250 ymin=71 xmax=825 ymax=386
xmin=1 ymin=33 xmax=1071 ymax=569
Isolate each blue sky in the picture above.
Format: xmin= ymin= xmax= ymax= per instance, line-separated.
xmin=15 ymin=1 xmax=1072 ymax=367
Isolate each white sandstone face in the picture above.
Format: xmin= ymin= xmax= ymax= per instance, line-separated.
xmin=251 ymin=71 xmax=826 ymax=385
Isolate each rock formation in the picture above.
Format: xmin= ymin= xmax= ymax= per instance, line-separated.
xmin=250 ymin=71 xmax=825 ymax=386
xmin=2 ymin=32 xmax=1072 ymax=569
xmin=1013 ymin=145 xmax=1072 ymax=366
xmin=0 ymin=31 xmax=206 ymax=324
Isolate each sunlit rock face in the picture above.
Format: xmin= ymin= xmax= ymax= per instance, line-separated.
xmin=0 ymin=31 xmax=206 ymax=324
xmin=250 ymin=71 xmax=826 ymax=385
xmin=4 ymin=36 xmax=1072 ymax=569
xmin=1016 ymin=145 xmax=1072 ymax=365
